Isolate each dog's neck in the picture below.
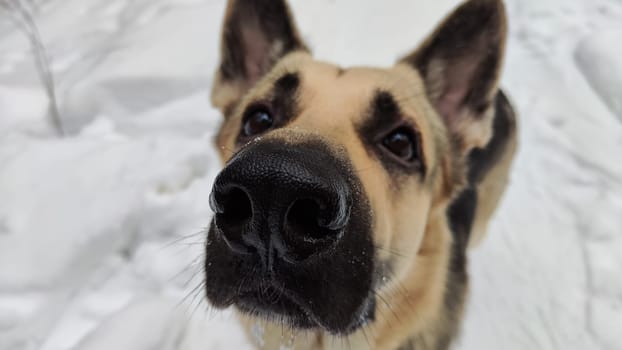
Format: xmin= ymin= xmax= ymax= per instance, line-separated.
xmin=365 ymin=204 xmax=461 ymax=350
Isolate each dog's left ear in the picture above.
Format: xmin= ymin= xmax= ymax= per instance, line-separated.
xmin=400 ymin=0 xmax=507 ymax=153
xmin=211 ymin=0 xmax=308 ymax=116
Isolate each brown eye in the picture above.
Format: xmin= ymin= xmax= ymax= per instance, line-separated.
xmin=382 ymin=127 xmax=418 ymax=162
xmin=243 ymin=108 xmax=273 ymax=137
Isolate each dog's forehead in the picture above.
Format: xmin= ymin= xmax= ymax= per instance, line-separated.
xmin=276 ymin=54 xmax=429 ymax=127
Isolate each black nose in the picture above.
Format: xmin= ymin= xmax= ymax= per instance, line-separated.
xmin=209 ymin=140 xmax=352 ymax=264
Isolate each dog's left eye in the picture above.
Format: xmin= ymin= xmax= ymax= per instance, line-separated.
xmin=381 ymin=127 xmax=420 ymax=163
xmin=242 ymin=108 xmax=274 ymax=137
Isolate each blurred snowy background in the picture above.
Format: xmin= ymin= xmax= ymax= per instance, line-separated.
xmin=0 ymin=0 xmax=621 ymax=349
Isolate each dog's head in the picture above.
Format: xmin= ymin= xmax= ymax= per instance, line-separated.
xmin=205 ymin=0 xmax=507 ymax=335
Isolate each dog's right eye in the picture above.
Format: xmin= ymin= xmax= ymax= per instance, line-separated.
xmin=379 ymin=126 xmax=424 ymax=171
xmin=242 ymin=108 xmax=274 ymax=137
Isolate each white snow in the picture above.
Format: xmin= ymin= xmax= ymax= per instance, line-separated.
xmin=575 ymin=28 xmax=622 ymax=119
xmin=0 ymin=0 xmax=621 ymax=349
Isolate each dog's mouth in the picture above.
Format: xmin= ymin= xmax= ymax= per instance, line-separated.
xmin=203 ymin=138 xmax=376 ymax=335
xmin=236 ymin=286 xmax=315 ymax=329
xmin=227 ymin=278 xmax=377 ymax=332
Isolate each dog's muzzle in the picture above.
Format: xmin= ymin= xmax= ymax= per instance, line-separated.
xmin=204 ymin=138 xmax=375 ymax=334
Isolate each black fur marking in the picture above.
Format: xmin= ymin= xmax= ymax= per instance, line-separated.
xmin=275 ymin=71 xmax=300 ymax=93
xmin=358 ymin=91 xmax=402 ymax=136
xmin=356 ymin=90 xmax=426 ymax=178
xmin=448 ymin=187 xmax=477 ymax=251
xmin=357 ymin=91 xmax=402 ymax=152
xmin=437 ymin=215 xmax=469 ymax=350
xmin=272 ymin=72 xmax=301 ymax=123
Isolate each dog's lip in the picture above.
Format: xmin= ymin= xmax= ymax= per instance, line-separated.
xmin=231 ymin=280 xmax=375 ymax=334
xmin=234 ymin=283 xmax=319 ymax=327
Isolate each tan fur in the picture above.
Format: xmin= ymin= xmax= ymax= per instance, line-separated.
xmin=469 ymin=99 xmax=518 ymax=248
xmin=209 ymin=0 xmax=516 ymax=349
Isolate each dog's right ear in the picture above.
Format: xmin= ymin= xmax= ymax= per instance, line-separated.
xmin=211 ymin=0 xmax=308 ymax=117
xmin=399 ymin=0 xmax=507 ymax=154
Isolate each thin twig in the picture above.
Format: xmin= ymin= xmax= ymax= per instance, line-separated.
xmin=1 ymin=0 xmax=65 ymax=136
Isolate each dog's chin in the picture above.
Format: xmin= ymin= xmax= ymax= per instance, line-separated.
xmin=235 ymin=287 xmax=317 ymax=329
xmin=232 ymin=285 xmax=376 ymax=335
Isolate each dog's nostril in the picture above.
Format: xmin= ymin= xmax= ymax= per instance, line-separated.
xmin=286 ymin=198 xmax=327 ymax=240
xmin=213 ymin=186 xmax=256 ymax=255
xmin=285 ymin=197 xmax=348 ymax=242
xmin=217 ymin=187 xmax=252 ymax=228
xmin=280 ymin=196 xmax=348 ymax=262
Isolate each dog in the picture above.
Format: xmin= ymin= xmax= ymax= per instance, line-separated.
xmin=204 ymin=0 xmax=517 ymax=349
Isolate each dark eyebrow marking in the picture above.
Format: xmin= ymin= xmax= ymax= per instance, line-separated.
xmin=374 ymin=90 xmax=400 ymax=119
xmin=235 ymin=72 xmax=301 ymax=145
xmin=271 ymin=72 xmax=301 ymax=123
xmin=358 ymin=90 xmax=403 ymax=142
xmin=274 ymin=72 xmax=300 ymax=95
xmin=356 ymin=90 xmax=426 ymax=178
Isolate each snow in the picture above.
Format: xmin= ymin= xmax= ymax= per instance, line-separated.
xmin=575 ymin=28 xmax=622 ymax=119
xmin=1 ymin=0 xmax=621 ymax=349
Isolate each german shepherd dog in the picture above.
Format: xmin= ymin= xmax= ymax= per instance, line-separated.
xmin=204 ymin=0 xmax=517 ymax=349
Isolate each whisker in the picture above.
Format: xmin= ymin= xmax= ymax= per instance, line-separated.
xmin=394 ymin=279 xmax=416 ymax=310
xmin=160 ymin=228 xmax=207 ymax=250
xmin=360 ymin=324 xmax=373 ymax=349
xmin=375 ymin=245 xmax=415 ymax=261
xmin=189 ymin=286 xmax=208 ymax=319
xmin=373 ymin=289 xmax=402 ymax=323
xmin=167 ymin=254 xmax=203 ymax=283
xmin=380 ymin=268 xmax=417 ymax=312
xmin=181 ymin=264 xmax=204 ymax=288
xmin=178 ymin=280 xmax=206 ymax=310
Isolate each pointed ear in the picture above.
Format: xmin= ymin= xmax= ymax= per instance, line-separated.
xmin=400 ymin=0 xmax=507 ymax=153
xmin=211 ymin=0 xmax=308 ymax=116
